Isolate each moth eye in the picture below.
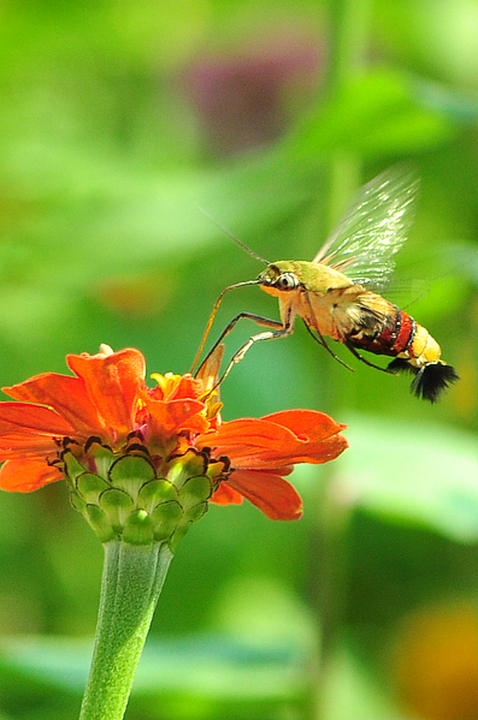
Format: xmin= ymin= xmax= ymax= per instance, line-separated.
xmin=276 ymin=273 xmax=297 ymax=291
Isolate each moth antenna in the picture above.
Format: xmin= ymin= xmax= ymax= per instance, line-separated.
xmin=197 ymin=206 xmax=270 ymax=265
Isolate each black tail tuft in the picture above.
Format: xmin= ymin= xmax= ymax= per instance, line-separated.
xmin=387 ymin=359 xmax=459 ymax=402
xmin=412 ymin=363 xmax=459 ymax=402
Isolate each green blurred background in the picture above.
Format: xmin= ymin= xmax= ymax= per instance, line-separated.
xmin=1 ymin=0 xmax=478 ymax=718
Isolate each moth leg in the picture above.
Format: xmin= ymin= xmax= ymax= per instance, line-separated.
xmin=301 ymin=289 xmax=354 ymax=371
xmin=195 ymin=312 xmax=285 ymax=379
xmin=302 ymin=321 xmax=354 ymax=372
xmin=217 ymin=318 xmax=294 ymax=386
xmin=344 ymin=341 xmax=396 ymax=374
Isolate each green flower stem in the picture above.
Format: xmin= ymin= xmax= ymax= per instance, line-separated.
xmin=314 ymin=3 xmax=372 ymax=718
xmin=79 ymin=540 xmax=173 ymax=720
xmin=324 ymin=0 xmax=372 ymax=233
xmin=327 ymin=0 xmax=372 ymax=90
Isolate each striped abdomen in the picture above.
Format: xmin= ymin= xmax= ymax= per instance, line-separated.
xmin=347 ymin=300 xmax=458 ymax=401
xmin=349 ymin=305 xmax=442 ymax=367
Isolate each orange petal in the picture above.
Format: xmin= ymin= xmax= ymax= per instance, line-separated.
xmin=67 ymin=348 xmax=146 ymax=440
xmin=167 ymin=375 xmax=203 ymax=401
xmin=227 ymin=469 xmax=303 ymax=520
xmin=210 ymin=482 xmax=244 ymax=506
xmin=263 ymin=409 xmax=347 ymax=440
xmin=0 ymin=458 xmax=63 ymax=492
xmin=0 ymin=435 xmax=62 ymax=461
xmin=263 ymin=411 xmax=348 ymax=462
xmin=3 ymin=374 xmax=107 ymax=436
xmin=199 ymin=412 xmax=347 ymax=468
xmin=147 ymin=398 xmax=209 ymax=438
xmin=265 ymin=412 xmax=348 ymax=464
xmin=0 ymin=402 xmax=75 ymax=436
xmin=197 ymin=417 xmax=298 ymax=463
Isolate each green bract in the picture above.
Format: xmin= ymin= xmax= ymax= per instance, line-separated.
xmin=64 ymin=438 xmax=228 ymax=548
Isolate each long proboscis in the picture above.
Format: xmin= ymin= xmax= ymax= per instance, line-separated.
xmin=190 ymin=279 xmax=261 ymax=374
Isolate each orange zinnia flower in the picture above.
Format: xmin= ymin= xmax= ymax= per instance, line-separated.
xmin=0 ymin=346 xmax=347 ymax=542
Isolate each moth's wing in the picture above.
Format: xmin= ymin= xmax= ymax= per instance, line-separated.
xmin=355 ymin=292 xmax=397 ymax=329
xmin=313 ymin=166 xmax=419 ymax=290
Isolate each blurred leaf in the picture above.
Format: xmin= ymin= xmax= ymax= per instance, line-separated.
xmin=321 ymin=641 xmax=399 ymax=720
xmin=0 ymin=149 xmax=318 ymax=371
xmin=445 ymin=242 xmax=478 ymax=287
xmin=284 ymin=68 xmax=456 ymax=160
xmin=0 ymin=634 xmax=307 ymax=700
xmin=333 ymin=414 xmax=478 ymax=541
xmin=414 ymin=79 xmax=478 ymax=123
xmin=376 ymin=0 xmax=478 ymax=87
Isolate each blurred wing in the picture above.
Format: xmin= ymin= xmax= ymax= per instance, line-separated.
xmin=313 ymin=166 xmax=419 ymax=289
